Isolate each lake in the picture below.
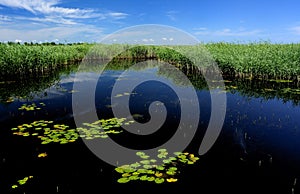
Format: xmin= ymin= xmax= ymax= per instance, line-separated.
xmin=0 ymin=60 xmax=300 ymax=194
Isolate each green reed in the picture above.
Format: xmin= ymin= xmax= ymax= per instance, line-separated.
xmin=1 ymin=42 xmax=300 ymax=80
xmin=0 ymin=43 xmax=91 ymax=76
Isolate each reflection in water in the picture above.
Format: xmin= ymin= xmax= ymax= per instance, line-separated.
xmin=0 ymin=60 xmax=299 ymax=193
xmin=0 ymin=64 xmax=79 ymax=102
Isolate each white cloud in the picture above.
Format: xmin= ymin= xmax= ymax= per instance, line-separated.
xmin=194 ymin=28 xmax=261 ymax=37
xmin=142 ymin=38 xmax=154 ymax=42
xmin=16 ymin=16 xmax=77 ymax=25
xmin=0 ymin=0 xmax=127 ymax=21
xmin=107 ymin=12 xmax=128 ymax=19
xmin=166 ymin=10 xmax=178 ymax=21
xmin=0 ymin=25 xmax=104 ymax=42
xmin=193 ymin=27 xmax=208 ymax=31
xmin=0 ymin=14 xmax=10 ymax=21
xmin=0 ymin=0 xmax=98 ymax=18
xmin=289 ymin=26 xmax=300 ymax=35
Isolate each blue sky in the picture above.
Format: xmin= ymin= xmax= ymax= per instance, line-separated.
xmin=0 ymin=0 xmax=300 ymax=43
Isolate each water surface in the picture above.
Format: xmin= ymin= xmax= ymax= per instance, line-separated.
xmin=0 ymin=61 xmax=300 ymax=193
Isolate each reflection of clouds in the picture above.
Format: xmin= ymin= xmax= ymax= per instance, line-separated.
xmin=59 ymin=73 xmax=99 ymax=84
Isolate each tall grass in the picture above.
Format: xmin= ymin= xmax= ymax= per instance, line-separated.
xmin=0 ymin=43 xmax=92 ymax=77
xmin=1 ymin=42 xmax=300 ymax=80
xmin=206 ymin=42 xmax=300 ymax=80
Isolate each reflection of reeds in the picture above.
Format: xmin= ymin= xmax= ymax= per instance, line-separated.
xmin=1 ymin=57 xmax=299 ymax=106
xmin=0 ymin=64 xmax=78 ymax=102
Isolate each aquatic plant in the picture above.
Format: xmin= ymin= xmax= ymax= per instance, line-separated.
xmin=115 ymin=149 xmax=199 ymax=184
xmin=11 ymin=176 xmax=33 ymax=189
xmin=11 ymin=118 xmax=133 ymax=144
xmin=2 ymin=42 xmax=300 ymax=80
xmin=206 ymin=42 xmax=300 ymax=80
xmin=77 ymin=118 xmax=133 ymax=139
xmin=18 ymin=102 xmax=46 ymax=111
xmin=37 ymin=152 xmax=48 ymax=158
xmin=0 ymin=43 xmax=91 ymax=77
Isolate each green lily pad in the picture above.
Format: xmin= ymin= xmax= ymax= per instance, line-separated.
xmin=155 ymin=178 xmax=165 ymax=184
xmin=140 ymin=175 xmax=148 ymax=181
xmin=115 ymin=149 xmax=200 ymax=184
xmin=117 ymin=177 xmax=130 ymax=183
xmin=12 ymin=185 xmax=18 ymax=189
xmin=11 ymin=117 xmax=133 ymax=145
xmin=129 ymin=175 xmax=139 ymax=180
xmin=147 ymin=177 xmax=155 ymax=182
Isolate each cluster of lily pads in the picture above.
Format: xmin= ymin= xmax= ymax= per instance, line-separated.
xmin=18 ymin=102 xmax=46 ymax=111
xmin=11 ymin=118 xmax=133 ymax=144
xmin=115 ymin=149 xmax=199 ymax=184
xmin=12 ymin=176 xmax=33 ymax=189
xmin=77 ymin=118 xmax=133 ymax=139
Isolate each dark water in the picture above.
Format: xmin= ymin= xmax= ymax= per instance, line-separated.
xmin=0 ymin=61 xmax=300 ymax=194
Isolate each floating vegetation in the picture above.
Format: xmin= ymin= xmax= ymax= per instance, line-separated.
xmin=5 ymin=97 xmax=14 ymax=103
xmin=115 ymin=149 xmax=199 ymax=184
xmin=114 ymin=92 xmax=136 ymax=98
xmin=11 ymin=120 xmax=76 ymax=144
xmin=18 ymin=102 xmax=46 ymax=111
xmin=11 ymin=176 xmax=33 ymax=189
xmin=11 ymin=118 xmax=133 ymax=144
xmin=77 ymin=118 xmax=133 ymax=139
xmin=37 ymin=152 xmax=48 ymax=158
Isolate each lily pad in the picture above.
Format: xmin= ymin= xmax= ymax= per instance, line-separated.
xmin=115 ymin=149 xmax=200 ymax=184
xmin=11 ymin=118 xmax=134 ymax=145
xmin=117 ymin=177 xmax=130 ymax=183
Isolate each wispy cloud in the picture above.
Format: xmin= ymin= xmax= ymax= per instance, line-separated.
xmin=0 ymin=25 xmax=104 ymax=42
xmin=142 ymin=38 xmax=154 ymax=42
xmin=0 ymin=14 xmax=10 ymax=20
xmin=166 ymin=10 xmax=178 ymax=21
xmin=107 ymin=12 xmax=128 ymax=19
xmin=0 ymin=0 xmax=98 ymax=18
xmin=0 ymin=0 xmax=128 ymax=25
xmin=0 ymin=0 xmax=129 ymax=42
xmin=16 ymin=16 xmax=78 ymax=25
xmin=289 ymin=26 xmax=300 ymax=35
xmin=194 ymin=28 xmax=261 ymax=37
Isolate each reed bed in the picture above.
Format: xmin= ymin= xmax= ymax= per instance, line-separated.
xmin=206 ymin=42 xmax=300 ymax=80
xmin=0 ymin=43 xmax=91 ymax=77
xmin=1 ymin=42 xmax=300 ymax=80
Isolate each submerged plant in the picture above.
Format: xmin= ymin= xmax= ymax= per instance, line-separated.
xmin=115 ymin=149 xmax=199 ymax=184
xmin=11 ymin=118 xmax=133 ymax=144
